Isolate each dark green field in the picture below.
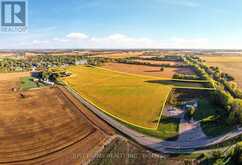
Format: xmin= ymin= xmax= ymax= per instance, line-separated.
xmin=194 ymin=99 xmax=234 ymax=137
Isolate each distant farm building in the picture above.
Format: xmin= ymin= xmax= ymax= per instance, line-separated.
xmin=182 ymin=100 xmax=198 ymax=110
xmin=75 ymin=59 xmax=88 ymax=65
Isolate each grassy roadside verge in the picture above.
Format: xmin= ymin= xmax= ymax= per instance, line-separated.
xmin=123 ymin=116 xmax=180 ymax=140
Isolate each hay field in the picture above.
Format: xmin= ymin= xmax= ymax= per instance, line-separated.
xmin=0 ymin=73 xmax=113 ymax=164
xmin=63 ymin=66 xmax=172 ymax=128
xmin=202 ymin=56 xmax=242 ymax=88
xmin=103 ymin=63 xmax=194 ymax=79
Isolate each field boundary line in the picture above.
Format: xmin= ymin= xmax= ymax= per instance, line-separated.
xmin=167 ymin=79 xmax=210 ymax=83
xmin=64 ymin=66 xmax=214 ymax=131
xmin=96 ymin=66 xmax=215 ymax=90
xmin=96 ymin=66 xmax=210 ymax=83
xmin=155 ymin=88 xmax=172 ymax=130
xmin=64 ymin=82 xmax=157 ymax=130
xmin=94 ymin=66 xmax=163 ymax=80
xmin=57 ymin=86 xmax=113 ymax=136
xmin=173 ymin=86 xmax=216 ymax=90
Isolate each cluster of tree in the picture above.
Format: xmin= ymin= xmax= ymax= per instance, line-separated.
xmin=227 ymin=99 xmax=242 ymax=125
xmin=0 ymin=58 xmax=32 ymax=72
xmin=0 ymin=55 xmax=110 ymax=73
xmin=39 ymin=68 xmax=71 ymax=85
xmin=205 ymin=65 xmax=242 ymax=99
xmin=185 ymin=55 xmax=242 ymax=126
xmin=29 ymin=55 xmax=110 ymax=68
xmin=185 ymin=106 xmax=196 ymax=121
xmin=210 ymin=66 xmax=235 ymax=81
xmin=29 ymin=55 xmax=88 ymax=68
xmin=139 ymin=55 xmax=184 ymax=62
xmin=184 ymin=57 xmax=215 ymax=88
xmin=223 ymin=80 xmax=242 ymax=99
xmin=202 ymin=142 xmax=242 ymax=164
xmin=210 ymin=84 xmax=242 ymax=125
xmin=173 ymin=73 xmax=200 ymax=80
xmin=87 ymin=57 xmax=111 ymax=66
xmin=115 ymin=58 xmax=188 ymax=68
xmin=184 ymin=56 xmax=208 ymax=79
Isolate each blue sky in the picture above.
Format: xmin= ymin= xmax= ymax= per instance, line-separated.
xmin=1 ymin=0 xmax=242 ymax=49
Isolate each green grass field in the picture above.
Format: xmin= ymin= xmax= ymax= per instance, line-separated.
xmin=63 ymin=66 xmax=172 ymax=129
xmin=128 ymin=116 xmax=180 ymax=140
xmin=20 ymin=77 xmax=45 ymax=90
xmin=194 ymin=99 xmax=234 ymax=137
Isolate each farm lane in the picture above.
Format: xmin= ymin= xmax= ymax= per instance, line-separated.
xmin=178 ymin=113 xmax=208 ymax=143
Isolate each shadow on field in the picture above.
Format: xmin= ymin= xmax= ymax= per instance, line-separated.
xmin=145 ymin=80 xmax=206 ymax=88
xmin=145 ymin=80 xmax=176 ymax=85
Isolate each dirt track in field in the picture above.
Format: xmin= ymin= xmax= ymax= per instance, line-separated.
xmin=0 ymin=72 xmax=115 ymax=164
xmin=103 ymin=63 xmax=194 ymax=79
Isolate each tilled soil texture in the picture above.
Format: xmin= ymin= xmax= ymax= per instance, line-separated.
xmin=0 ymin=73 xmax=114 ymax=164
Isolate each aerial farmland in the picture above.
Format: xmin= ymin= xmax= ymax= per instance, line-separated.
xmin=2 ymin=0 xmax=242 ymax=164
xmin=0 ymin=71 xmax=115 ymax=164
xmin=103 ymin=62 xmax=194 ymax=79
xmin=62 ymin=65 xmax=172 ymax=129
xmin=0 ymin=50 xmax=241 ymax=164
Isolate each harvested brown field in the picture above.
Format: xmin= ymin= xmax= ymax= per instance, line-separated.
xmin=202 ymin=56 xmax=242 ymax=88
xmin=0 ymin=52 xmax=17 ymax=57
xmin=0 ymin=73 xmax=114 ymax=164
xmin=0 ymin=72 xmax=30 ymax=81
xmin=133 ymin=59 xmax=183 ymax=65
xmin=93 ymin=51 xmax=144 ymax=58
xmin=103 ymin=63 xmax=194 ymax=79
xmin=90 ymin=136 xmax=189 ymax=165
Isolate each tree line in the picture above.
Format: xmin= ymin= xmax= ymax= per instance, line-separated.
xmin=0 ymin=55 xmax=109 ymax=72
xmin=185 ymin=56 xmax=242 ymax=126
xmin=115 ymin=58 xmax=189 ymax=68
xmin=137 ymin=55 xmax=184 ymax=62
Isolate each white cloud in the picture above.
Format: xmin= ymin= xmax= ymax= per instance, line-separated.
xmin=3 ymin=31 xmax=241 ymax=49
xmin=53 ymin=37 xmax=69 ymax=42
xmin=169 ymin=37 xmax=209 ymax=49
xmin=89 ymin=34 xmax=161 ymax=49
xmin=66 ymin=32 xmax=89 ymax=40
xmin=32 ymin=40 xmax=49 ymax=44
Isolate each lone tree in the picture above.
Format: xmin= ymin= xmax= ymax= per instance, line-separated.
xmin=160 ymin=67 xmax=164 ymax=71
xmin=186 ymin=106 xmax=196 ymax=121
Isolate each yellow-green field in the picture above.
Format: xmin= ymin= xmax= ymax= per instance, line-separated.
xmin=62 ymin=66 xmax=172 ymax=129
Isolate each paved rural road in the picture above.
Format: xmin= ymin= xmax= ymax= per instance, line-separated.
xmin=64 ymin=86 xmax=242 ymax=153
